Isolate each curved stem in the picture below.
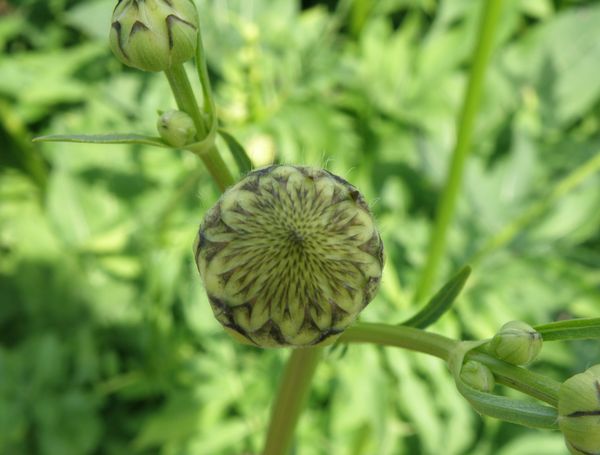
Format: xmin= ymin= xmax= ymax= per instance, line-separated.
xmin=342 ymin=322 xmax=560 ymax=407
xmin=415 ymin=0 xmax=504 ymax=302
xmin=340 ymin=322 xmax=458 ymax=360
xmin=262 ymin=348 xmax=323 ymax=455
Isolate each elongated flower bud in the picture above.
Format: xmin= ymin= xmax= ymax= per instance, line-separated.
xmin=194 ymin=165 xmax=385 ymax=348
xmin=489 ymin=321 xmax=543 ymax=365
xmin=157 ymin=110 xmax=196 ymax=147
xmin=558 ymin=364 xmax=600 ymax=455
xmin=110 ymin=0 xmax=199 ymax=72
xmin=461 ymin=360 xmax=495 ymax=393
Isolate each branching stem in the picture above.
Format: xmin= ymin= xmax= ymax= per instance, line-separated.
xmin=164 ymin=64 xmax=235 ymax=191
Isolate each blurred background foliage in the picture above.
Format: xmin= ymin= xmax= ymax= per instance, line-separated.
xmin=1 ymin=0 xmax=599 ymax=454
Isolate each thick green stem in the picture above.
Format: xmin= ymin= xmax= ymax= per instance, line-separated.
xmin=262 ymin=348 xmax=323 ymax=455
xmin=164 ymin=64 xmax=235 ymax=192
xmin=415 ymin=0 xmax=504 ymax=302
xmin=341 ymin=322 xmax=457 ymax=360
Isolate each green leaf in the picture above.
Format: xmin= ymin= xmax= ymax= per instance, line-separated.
xmin=33 ymin=134 xmax=169 ymax=148
xmin=534 ymin=318 xmax=600 ymax=341
xmin=400 ymin=266 xmax=471 ymax=329
xmin=218 ymin=129 xmax=253 ymax=175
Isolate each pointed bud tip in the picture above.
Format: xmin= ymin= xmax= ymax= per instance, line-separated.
xmin=109 ymin=0 xmax=199 ymax=72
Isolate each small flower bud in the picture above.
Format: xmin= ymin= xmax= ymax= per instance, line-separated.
xmin=558 ymin=364 xmax=600 ymax=455
xmin=194 ymin=165 xmax=384 ymax=348
xmin=157 ymin=110 xmax=196 ymax=147
xmin=460 ymin=360 xmax=495 ymax=393
xmin=489 ymin=321 xmax=543 ymax=365
xmin=110 ymin=0 xmax=199 ymax=72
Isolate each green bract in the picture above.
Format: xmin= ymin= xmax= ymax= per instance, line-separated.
xmin=558 ymin=364 xmax=600 ymax=455
xmin=157 ymin=110 xmax=196 ymax=147
xmin=489 ymin=321 xmax=543 ymax=365
xmin=110 ymin=0 xmax=199 ymax=72
xmin=194 ymin=165 xmax=385 ymax=348
xmin=461 ymin=360 xmax=495 ymax=393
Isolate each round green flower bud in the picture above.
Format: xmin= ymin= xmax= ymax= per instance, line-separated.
xmin=110 ymin=0 xmax=199 ymax=72
xmin=461 ymin=360 xmax=495 ymax=393
xmin=489 ymin=321 xmax=543 ymax=365
xmin=157 ymin=110 xmax=196 ymax=147
xmin=194 ymin=165 xmax=385 ymax=348
xmin=558 ymin=364 xmax=600 ymax=455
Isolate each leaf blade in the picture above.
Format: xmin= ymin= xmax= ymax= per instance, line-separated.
xmin=33 ymin=133 xmax=169 ymax=148
xmin=401 ymin=266 xmax=471 ymax=329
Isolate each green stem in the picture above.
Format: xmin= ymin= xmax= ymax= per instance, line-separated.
xmin=467 ymin=351 xmax=560 ymax=406
xmin=341 ymin=322 xmax=560 ymax=406
xmin=341 ymin=322 xmax=457 ymax=360
xmin=165 ymin=64 xmax=207 ymax=137
xmin=262 ymin=347 xmax=323 ymax=455
xmin=415 ymin=0 xmax=504 ymax=302
xmin=164 ymin=64 xmax=235 ymax=192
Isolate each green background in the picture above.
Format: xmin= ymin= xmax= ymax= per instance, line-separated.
xmin=1 ymin=0 xmax=599 ymax=453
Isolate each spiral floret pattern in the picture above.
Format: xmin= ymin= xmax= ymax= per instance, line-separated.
xmin=194 ymin=165 xmax=384 ymax=347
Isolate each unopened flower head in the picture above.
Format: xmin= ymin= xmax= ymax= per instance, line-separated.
xmin=461 ymin=360 xmax=495 ymax=393
xmin=157 ymin=110 xmax=196 ymax=147
xmin=110 ymin=0 xmax=199 ymax=72
xmin=194 ymin=165 xmax=385 ymax=347
xmin=558 ymin=364 xmax=600 ymax=455
xmin=489 ymin=321 xmax=543 ymax=365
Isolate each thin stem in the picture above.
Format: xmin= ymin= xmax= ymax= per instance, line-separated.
xmin=164 ymin=64 xmax=235 ymax=191
xmin=165 ymin=64 xmax=207 ymax=137
xmin=415 ymin=0 xmax=504 ymax=302
xmin=341 ymin=322 xmax=457 ymax=360
xmin=262 ymin=347 xmax=323 ymax=455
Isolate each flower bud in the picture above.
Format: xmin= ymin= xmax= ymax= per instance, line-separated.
xmin=489 ymin=321 xmax=543 ymax=365
xmin=194 ymin=165 xmax=384 ymax=348
xmin=110 ymin=0 xmax=199 ymax=72
xmin=461 ymin=360 xmax=495 ymax=393
xmin=558 ymin=364 xmax=600 ymax=455
xmin=157 ymin=110 xmax=196 ymax=147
